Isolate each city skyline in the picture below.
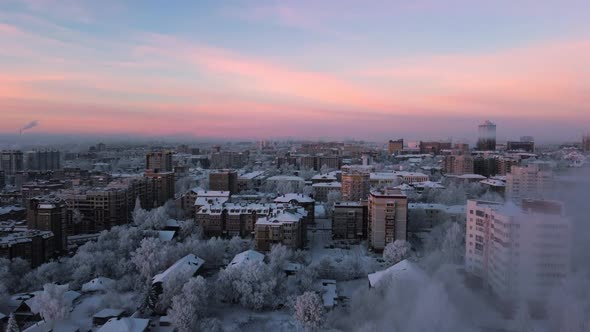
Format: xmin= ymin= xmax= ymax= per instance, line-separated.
xmin=1 ymin=0 xmax=589 ymax=141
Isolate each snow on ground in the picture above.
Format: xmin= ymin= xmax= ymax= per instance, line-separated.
xmin=69 ymin=292 xmax=139 ymax=331
xmin=212 ymin=306 xmax=297 ymax=332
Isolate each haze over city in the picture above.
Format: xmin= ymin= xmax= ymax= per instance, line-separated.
xmin=1 ymin=0 xmax=589 ymax=141
xmin=1 ymin=2 xmax=590 ymax=332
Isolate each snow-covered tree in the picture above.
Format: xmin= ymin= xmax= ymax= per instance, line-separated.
xmin=5 ymin=313 xmax=19 ymax=332
xmin=383 ymin=240 xmax=411 ymax=265
xmin=168 ymin=277 xmax=209 ymax=332
xmin=324 ymin=191 xmax=342 ymax=216
xmin=277 ymin=181 xmax=295 ymax=195
xmin=294 ymin=266 xmax=318 ymax=294
xmin=227 ymin=236 xmax=246 ymax=257
xmin=131 ymin=238 xmax=170 ymax=283
xmin=294 ymin=291 xmax=324 ymax=330
xmin=198 ymin=318 xmax=223 ymax=332
xmin=267 ymin=244 xmax=292 ymax=272
xmin=31 ymin=284 xmax=71 ymax=321
xmin=216 ymin=261 xmax=284 ymax=310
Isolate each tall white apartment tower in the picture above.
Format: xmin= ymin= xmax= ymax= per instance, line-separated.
xmin=465 ymin=199 xmax=571 ymax=307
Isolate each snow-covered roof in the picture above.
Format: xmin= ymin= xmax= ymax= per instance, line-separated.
xmin=452 ymin=174 xmax=487 ymax=180
xmin=368 ymin=259 xmax=420 ymax=288
xmin=97 ymin=318 xmax=150 ymax=332
xmin=320 ymin=279 xmax=337 ymax=309
xmin=0 ymin=206 xmax=26 ymax=215
xmin=25 ymin=290 xmax=80 ymax=315
xmin=93 ymin=309 xmax=125 ymax=319
xmin=393 ymin=183 xmax=415 ymax=191
xmin=152 ymin=254 xmax=205 ymax=284
xmin=194 ymin=190 xmax=230 ymax=198
xmin=480 ymin=179 xmax=506 ymax=187
xmin=274 ymin=193 xmax=314 ymax=203
xmin=267 ymin=175 xmax=305 ymax=182
xmin=311 ymin=172 xmax=338 ymax=181
xmin=228 ymin=250 xmax=265 ymax=267
xmin=312 ymin=182 xmax=341 ymax=188
xmin=23 ymin=320 xmax=80 ymax=332
xmin=157 ymin=230 xmax=176 ymax=242
xmin=412 ymin=181 xmax=445 ymax=189
xmin=81 ymin=277 xmax=116 ymax=293
xmin=256 ymin=211 xmax=303 ymax=226
xmin=239 ymin=171 xmax=265 ymax=180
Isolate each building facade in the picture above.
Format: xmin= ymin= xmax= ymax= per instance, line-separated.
xmin=465 ymin=200 xmax=571 ymax=307
xmin=209 ymin=169 xmax=238 ymax=194
xmin=388 ymin=139 xmax=404 ymax=155
xmin=368 ymin=188 xmax=408 ymax=250
xmin=25 ymin=150 xmax=61 ymax=171
xmin=146 ymin=151 xmax=173 ymax=172
xmin=27 ymin=196 xmax=67 ymax=252
xmin=506 ymin=165 xmax=552 ymax=204
xmin=0 ymin=150 xmax=24 ymax=176
xmin=477 ymin=120 xmax=497 ymax=151
xmin=341 ymin=171 xmax=370 ymax=202
xmin=443 ymin=155 xmax=474 ymax=175
xmin=332 ymin=201 xmax=368 ymax=239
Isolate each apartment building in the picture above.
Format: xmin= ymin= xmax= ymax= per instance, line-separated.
xmin=465 ymin=200 xmax=571 ymax=307
xmin=255 ymin=210 xmax=304 ymax=251
xmin=341 ymin=171 xmax=370 ymax=202
xmin=368 ymin=188 xmax=408 ymax=250
xmin=506 ymin=165 xmax=552 ymax=204
xmin=332 ymin=201 xmax=368 ymax=239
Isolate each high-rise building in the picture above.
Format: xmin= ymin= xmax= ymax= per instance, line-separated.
xmin=27 ymin=196 xmax=67 ymax=253
xmin=25 ymin=150 xmax=61 ymax=171
xmin=506 ymin=165 xmax=552 ymax=204
xmin=341 ymin=171 xmax=370 ymax=202
xmin=209 ymin=169 xmax=238 ymax=194
xmin=145 ymin=171 xmax=175 ymax=207
xmin=0 ymin=170 xmax=5 ymax=190
xmin=465 ymin=200 xmax=571 ymax=307
xmin=583 ymin=134 xmax=590 ymax=152
xmin=368 ymin=188 xmax=408 ymax=250
xmin=477 ymin=120 xmax=497 ymax=151
xmin=0 ymin=224 xmax=55 ymax=267
xmin=388 ymin=139 xmax=404 ymax=155
xmin=146 ymin=151 xmax=173 ymax=172
xmin=332 ymin=201 xmax=368 ymax=239
xmin=0 ymin=150 xmax=24 ymax=176
xmin=443 ymin=154 xmax=475 ymax=175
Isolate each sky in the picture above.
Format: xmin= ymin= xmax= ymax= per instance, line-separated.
xmin=0 ymin=0 xmax=589 ymax=142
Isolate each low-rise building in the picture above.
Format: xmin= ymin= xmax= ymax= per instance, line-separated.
xmin=255 ymin=210 xmax=304 ymax=251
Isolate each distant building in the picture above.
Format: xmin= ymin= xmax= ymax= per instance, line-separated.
xmin=583 ymin=134 xmax=590 ymax=152
xmin=27 ymin=196 xmax=67 ymax=252
xmin=209 ymin=169 xmax=238 ymax=194
xmin=506 ymin=165 xmax=552 ymax=204
xmin=145 ymin=170 xmax=175 ymax=207
xmin=0 ymin=170 xmax=4 ymax=190
xmin=211 ymin=151 xmax=249 ymax=169
xmin=341 ymin=171 xmax=370 ymax=202
xmin=146 ymin=151 xmax=173 ymax=172
xmin=368 ymin=188 xmax=408 ymax=251
xmin=312 ymin=182 xmax=341 ymax=202
xmin=388 ymin=139 xmax=404 ymax=155
xmin=332 ymin=201 xmax=368 ymax=239
xmin=465 ymin=200 xmax=571 ymax=308
xmin=0 ymin=150 xmax=24 ymax=176
xmin=419 ymin=141 xmax=452 ymax=155
xmin=506 ymin=141 xmax=535 ymax=153
xmin=443 ymin=155 xmax=474 ymax=175
xmin=476 ymin=120 xmax=496 ymax=151
xmin=25 ymin=150 xmax=61 ymax=171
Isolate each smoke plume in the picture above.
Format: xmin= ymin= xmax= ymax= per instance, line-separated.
xmin=22 ymin=120 xmax=39 ymax=131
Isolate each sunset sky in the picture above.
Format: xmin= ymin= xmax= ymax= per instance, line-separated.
xmin=0 ymin=0 xmax=589 ymax=142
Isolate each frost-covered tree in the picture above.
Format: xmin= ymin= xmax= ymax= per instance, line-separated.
xmin=277 ymin=181 xmax=295 ymax=194
xmin=227 ymin=236 xmax=246 ymax=258
xmin=267 ymin=244 xmax=292 ymax=272
xmin=131 ymin=238 xmax=170 ymax=284
xmin=198 ymin=318 xmax=223 ymax=332
xmin=383 ymin=240 xmax=411 ymax=265
xmin=132 ymin=197 xmax=148 ymax=225
xmin=31 ymin=284 xmax=71 ymax=321
xmin=216 ymin=261 xmax=284 ymax=310
xmin=294 ymin=266 xmax=318 ymax=294
xmin=5 ymin=313 xmax=19 ymax=332
xmin=168 ymin=277 xmax=209 ymax=332
xmin=294 ymin=291 xmax=324 ymax=330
